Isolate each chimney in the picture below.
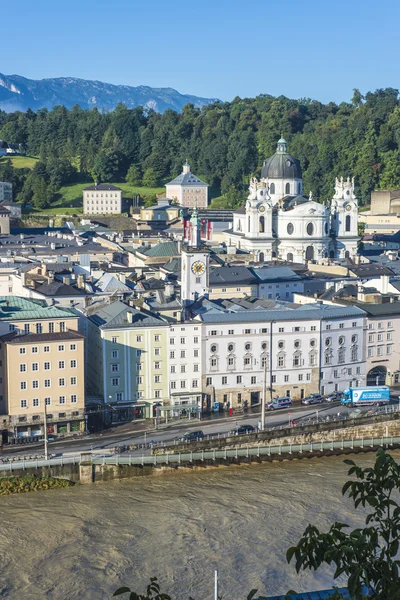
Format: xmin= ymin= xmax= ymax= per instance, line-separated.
xmin=51 ymin=242 xmax=56 ymax=250
xmin=48 ymin=271 xmax=55 ymax=282
xmin=118 ymin=273 xmax=126 ymax=284
xmin=165 ymin=282 xmax=174 ymax=299
xmin=127 ymin=311 xmax=133 ymax=323
xmin=62 ymin=275 xmax=71 ymax=285
xmin=381 ymin=275 xmax=389 ymax=295
xmin=77 ymin=274 xmax=85 ymax=289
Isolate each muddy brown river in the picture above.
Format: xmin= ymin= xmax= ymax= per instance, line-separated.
xmin=0 ymin=453 xmax=382 ymax=599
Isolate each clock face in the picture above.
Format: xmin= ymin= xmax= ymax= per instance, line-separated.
xmin=192 ymin=261 xmax=205 ymax=275
xmin=258 ymin=205 xmax=266 ymax=213
xmin=346 ymin=204 xmax=352 ymax=212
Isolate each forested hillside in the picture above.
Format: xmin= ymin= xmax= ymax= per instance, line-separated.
xmin=1 ymin=88 xmax=400 ymax=210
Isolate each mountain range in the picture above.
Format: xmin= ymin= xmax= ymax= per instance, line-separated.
xmin=0 ymin=72 xmax=219 ymax=113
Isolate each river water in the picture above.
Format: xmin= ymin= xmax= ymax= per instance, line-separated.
xmin=0 ymin=454 xmax=383 ymax=600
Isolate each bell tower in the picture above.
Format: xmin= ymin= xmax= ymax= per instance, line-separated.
xmin=181 ymin=245 xmax=209 ymax=307
xmin=330 ymin=177 xmax=359 ymax=259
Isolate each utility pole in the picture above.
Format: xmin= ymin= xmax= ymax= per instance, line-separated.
xmin=43 ymin=399 xmax=48 ymax=460
xmin=261 ymin=356 xmax=267 ymax=431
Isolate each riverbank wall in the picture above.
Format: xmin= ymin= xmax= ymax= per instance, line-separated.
xmin=1 ymin=430 xmax=400 ymax=487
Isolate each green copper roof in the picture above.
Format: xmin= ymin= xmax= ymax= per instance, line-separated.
xmin=141 ymin=241 xmax=179 ymax=258
xmin=0 ymin=297 xmax=76 ymax=321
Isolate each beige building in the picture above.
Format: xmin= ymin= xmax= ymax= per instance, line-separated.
xmin=370 ymin=190 xmax=400 ymax=215
xmin=166 ymin=162 xmax=208 ymax=208
xmin=0 ymin=297 xmax=85 ymax=437
xmin=83 ymin=183 xmax=122 ymax=215
xmin=0 ymin=182 xmax=12 ymax=202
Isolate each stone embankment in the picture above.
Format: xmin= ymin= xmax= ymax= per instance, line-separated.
xmin=1 ymin=415 xmax=399 ymax=487
xmin=163 ymin=412 xmax=400 ymax=454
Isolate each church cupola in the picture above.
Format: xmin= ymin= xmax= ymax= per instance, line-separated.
xmin=183 ymin=160 xmax=191 ymax=174
xmin=276 ymin=138 xmax=288 ymax=153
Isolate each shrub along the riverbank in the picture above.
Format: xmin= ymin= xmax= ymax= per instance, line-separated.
xmin=0 ymin=475 xmax=73 ymax=495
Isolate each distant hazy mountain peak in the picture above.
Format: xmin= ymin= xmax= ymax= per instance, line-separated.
xmin=0 ymin=72 xmax=219 ymax=113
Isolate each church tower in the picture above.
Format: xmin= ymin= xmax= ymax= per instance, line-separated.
xmin=181 ymin=207 xmax=209 ymax=306
xmin=330 ymin=177 xmax=359 ymax=259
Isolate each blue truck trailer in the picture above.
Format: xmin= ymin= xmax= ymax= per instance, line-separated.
xmin=341 ymin=386 xmax=390 ymax=407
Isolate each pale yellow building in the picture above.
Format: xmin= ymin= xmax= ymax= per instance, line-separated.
xmin=0 ymin=297 xmax=85 ymax=437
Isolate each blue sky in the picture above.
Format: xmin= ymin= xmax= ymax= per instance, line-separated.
xmin=2 ymin=0 xmax=399 ymax=104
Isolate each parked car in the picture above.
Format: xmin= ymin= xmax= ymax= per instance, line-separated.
xmin=326 ymin=392 xmax=342 ymax=403
xmin=301 ymin=394 xmax=323 ymax=405
xmin=236 ymin=424 xmax=255 ymax=435
xmin=267 ymin=397 xmax=292 ymax=410
xmin=183 ymin=430 xmax=204 ymax=441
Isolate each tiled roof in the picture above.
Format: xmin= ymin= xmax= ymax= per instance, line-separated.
xmin=252 ymin=266 xmax=301 ymax=282
xmin=209 ymin=266 xmax=257 ymax=285
xmin=87 ymin=300 xmax=166 ymax=329
xmin=0 ymin=296 xmax=76 ymax=321
xmin=140 ymin=241 xmax=179 ymax=258
xmin=95 ymin=273 xmax=131 ymax=293
xmin=166 ymin=172 xmax=208 ymax=187
xmin=2 ymin=330 xmax=85 ymax=344
xmin=35 ymin=281 xmax=86 ymax=297
xmin=83 ymin=184 xmax=122 ymax=191
xmin=199 ymin=303 xmax=366 ymax=324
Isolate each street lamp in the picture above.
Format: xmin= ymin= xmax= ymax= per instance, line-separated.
xmin=43 ymin=398 xmax=48 ymax=460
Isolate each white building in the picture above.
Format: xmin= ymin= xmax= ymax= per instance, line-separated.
xmin=166 ymin=162 xmax=208 ymax=208
xmin=0 ymin=182 xmax=12 ymax=202
xmin=83 ymin=183 xmax=122 ymax=215
xmin=192 ymin=301 xmax=366 ymax=407
xmin=225 ymin=139 xmax=359 ymax=263
xmin=168 ymin=322 xmax=203 ymax=414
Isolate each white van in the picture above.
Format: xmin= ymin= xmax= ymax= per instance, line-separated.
xmin=267 ymin=396 xmax=292 ymax=410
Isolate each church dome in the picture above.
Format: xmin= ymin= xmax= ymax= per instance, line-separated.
xmin=261 ymin=139 xmax=302 ymax=180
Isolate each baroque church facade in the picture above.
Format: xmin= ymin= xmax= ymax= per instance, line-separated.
xmin=225 ymin=139 xmax=359 ymax=263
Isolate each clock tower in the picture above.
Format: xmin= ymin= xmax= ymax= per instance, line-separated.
xmin=181 ymin=247 xmax=209 ymax=306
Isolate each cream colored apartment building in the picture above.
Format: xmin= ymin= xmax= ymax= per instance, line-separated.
xmin=83 ymin=183 xmax=122 ymax=215
xmin=0 ymin=297 xmax=85 ymax=437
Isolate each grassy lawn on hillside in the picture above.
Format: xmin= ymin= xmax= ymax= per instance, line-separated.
xmin=22 ymin=181 xmax=165 ymax=215
xmin=0 ymin=155 xmax=39 ymax=169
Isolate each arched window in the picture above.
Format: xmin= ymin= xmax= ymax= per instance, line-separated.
xmin=287 ymin=252 xmax=293 ymax=262
xmin=345 ymin=250 xmax=350 ymax=259
xmin=345 ymin=214 xmax=351 ymax=232
xmin=285 ymin=182 xmax=290 ymax=194
xmin=248 ymin=216 xmax=251 ymax=232
xmin=293 ymin=351 xmax=302 ymax=367
xmin=270 ymin=183 xmax=275 ymax=194
xmin=259 ymin=252 xmax=265 ymax=263
xmin=338 ymin=347 xmax=346 ymax=364
xmin=259 ymin=216 xmax=265 ymax=233
xmin=277 ymin=352 xmax=286 ymax=368
xmin=237 ymin=219 xmax=241 ymax=232
xmin=305 ymin=246 xmax=314 ymax=260
xmin=297 ymin=182 xmax=301 ymax=194
xmin=351 ymin=345 xmax=358 ymax=362
xmin=324 ymin=349 xmax=332 ymax=365
xmin=329 ymin=250 xmax=335 ymax=259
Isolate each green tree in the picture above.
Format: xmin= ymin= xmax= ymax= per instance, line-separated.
xmin=126 ymin=164 xmax=142 ymax=186
xmin=142 ymin=168 xmax=160 ymax=187
xmin=287 ymin=449 xmax=400 ymax=600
